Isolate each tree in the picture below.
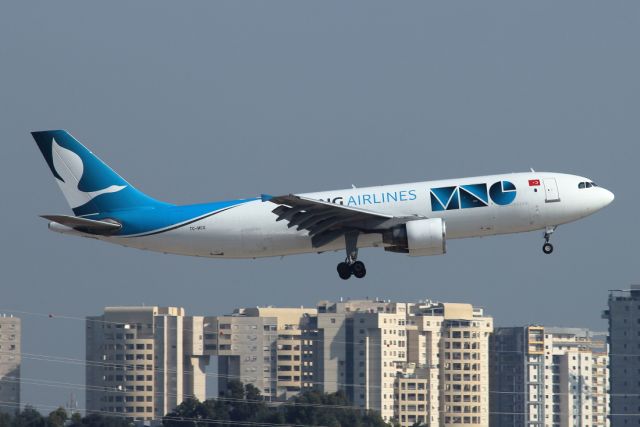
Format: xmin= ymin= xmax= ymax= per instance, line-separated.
xmin=77 ymin=413 xmax=130 ymax=427
xmin=165 ymin=381 xmax=392 ymax=427
xmin=46 ymin=407 xmax=67 ymax=427
xmin=13 ymin=406 xmax=45 ymax=427
xmin=164 ymin=397 xmax=218 ymax=427
xmin=227 ymin=382 xmax=269 ymax=422
xmin=0 ymin=412 xmax=13 ymax=427
xmin=283 ymin=389 xmax=388 ymax=427
xmin=68 ymin=412 xmax=82 ymax=426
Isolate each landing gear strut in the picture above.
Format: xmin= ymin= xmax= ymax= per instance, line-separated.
xmin=542 ymin=226 xmax=556 ymax=254
xmin=337 ymin=231 xmax=367 ymax=280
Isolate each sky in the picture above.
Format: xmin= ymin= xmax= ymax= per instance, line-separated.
xmin=1 ymin=0 xmax=639 ymax=413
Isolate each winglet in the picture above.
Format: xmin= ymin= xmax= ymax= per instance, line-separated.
xmin=261 ymin=194 xmax=274 ymax=202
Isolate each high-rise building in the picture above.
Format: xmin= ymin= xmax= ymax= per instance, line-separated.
xmin=86 ymin=307 xmax=209 ymax=421
xmin=394 ymin=362 xmax=437 ymax=427
xmin=0 ymin=315 xmax=20 ymax=414
xmin=203 ymin=307 xmax=316 ymax=401
xmin=490 ymin=326 xmax=609 ymax=427
xmin=313 ymin=299 xmax=493 ymax=427
xmin=604 ymin=286 xmax=640 ymax=427
xmin=408 ymin=302 xmax=493 ymax=427
xmin=313 ymin=299 xmax=410 ymax=422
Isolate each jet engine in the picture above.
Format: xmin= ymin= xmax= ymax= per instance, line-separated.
xmin=383 ymin=218 xmax=446 ymax=256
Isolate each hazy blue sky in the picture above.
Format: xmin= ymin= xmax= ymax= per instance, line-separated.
xmin=1 ymin=0 xmax=638 ymax=412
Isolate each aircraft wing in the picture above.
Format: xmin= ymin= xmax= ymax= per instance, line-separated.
xmin=41 ymin=214 xmax=122 ymax=235
xmin=264 ymin=194 xmax=411 ymax=248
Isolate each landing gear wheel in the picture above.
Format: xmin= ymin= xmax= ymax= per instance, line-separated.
xmin=542 ymin=243 xmax=554 ymax=254
xmin=337 ymin=262 xmax=352 ymax=280
xmin=351 ymin=261 xmax=366 ymax=279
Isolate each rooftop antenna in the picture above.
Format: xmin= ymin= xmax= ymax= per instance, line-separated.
xmin=66 ymin=392 xmax=78 ymax=414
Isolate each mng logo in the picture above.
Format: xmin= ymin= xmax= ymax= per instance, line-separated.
xmin=430 ymin=181 xmax=516 ymax=212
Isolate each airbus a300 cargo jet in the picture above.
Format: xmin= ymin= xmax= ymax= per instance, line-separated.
xmin=31 ymin=130 xmax=614 ymax=279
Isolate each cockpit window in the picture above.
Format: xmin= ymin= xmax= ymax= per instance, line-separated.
xmin=578 ymin=181 xmax=598 ymax=189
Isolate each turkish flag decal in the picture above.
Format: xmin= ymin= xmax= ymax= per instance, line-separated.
xmin=529 ymin=179 xmax=541 ymax=186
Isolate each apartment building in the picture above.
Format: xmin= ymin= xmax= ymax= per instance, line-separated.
xmin=82 ymin=298 xmax=496 ymax=426
xmin=604 ymin=286 xmax=640 ymax=427
xmin=312 ymin=299 xmax=410 ymax=422
xmin=394 ymin=363 xmax=437 ymax=427
xmin=203 ymin=307 xmax=316 ymax=401
xmin=491 ymin=326 xmax=609 ymax=427
xmin=408 ymin=302 xmax=493 ymax=427
xmin=86 ymin=306 xmax=209 ymax=421
xmin=312 ymin=299 xmax=493 ymax=427
xmin=0 ymin=315 xmax=20 ymax=414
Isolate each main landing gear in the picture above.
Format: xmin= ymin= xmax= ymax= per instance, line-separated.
xmin=337 ymin=231 xmax=367 ymax=280
xmin=337 ymin=260 xmax=366 ymax=280
xmin=542 ymin=226 xmax=556 ymax=254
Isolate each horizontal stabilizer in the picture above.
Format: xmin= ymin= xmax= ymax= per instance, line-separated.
xmin=41 ymin=215 xmax=122 ymax=235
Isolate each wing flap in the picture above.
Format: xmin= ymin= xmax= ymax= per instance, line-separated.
xmin=269 ymin=195 xmax=394 ymax=219
xmin=266 ymin=194 xmax=398 ymax=248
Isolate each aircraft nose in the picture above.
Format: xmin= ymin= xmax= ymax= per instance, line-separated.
xmin=604 ymin=188 xmax=615 ymax=206
xmin=597 ymin=188 xmax=614 ymax=209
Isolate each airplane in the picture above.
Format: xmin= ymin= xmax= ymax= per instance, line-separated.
xmin=31 ymin=130 xmax=614 ymax=280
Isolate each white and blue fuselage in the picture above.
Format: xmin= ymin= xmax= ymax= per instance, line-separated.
xmin=32 ymin=131 xmax=614 ymax=277
xmin=54 ymin=172 xmax=611 ymax=258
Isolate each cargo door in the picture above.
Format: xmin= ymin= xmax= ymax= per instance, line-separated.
xmin=543 ymin=178 xmax=560 ymax=203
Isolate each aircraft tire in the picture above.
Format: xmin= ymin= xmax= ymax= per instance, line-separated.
xmin=337 ymin=262 xmax=352 ymax=280
xmin=542 ymin=243 xmax=554 ymax=254
xmin=351 ymin=261 xmax=366 ymax=279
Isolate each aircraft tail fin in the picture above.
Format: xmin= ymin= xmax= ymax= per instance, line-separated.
xmin=31 ymin=130 xmax=168 ymax=216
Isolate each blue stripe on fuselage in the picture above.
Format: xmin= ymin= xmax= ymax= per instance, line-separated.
xmin=87 ymin=198 xmax=257 ymax=236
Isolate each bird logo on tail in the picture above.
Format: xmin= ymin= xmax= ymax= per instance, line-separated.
xmin=51 ymin=138 xmax=126 ymax=209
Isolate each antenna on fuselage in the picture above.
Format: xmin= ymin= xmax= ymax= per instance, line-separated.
xmin=530 ymin=168 xmax=536 ymax=172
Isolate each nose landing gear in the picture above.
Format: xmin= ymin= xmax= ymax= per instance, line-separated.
xmin=337 ymin=231 xmax=367 ymax=280
xmin=542 ymin=226 xmax=556 ymax=254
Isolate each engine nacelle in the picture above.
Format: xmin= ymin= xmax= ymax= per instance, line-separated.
xmin=383 ymin=218 xmax=446 ymax=256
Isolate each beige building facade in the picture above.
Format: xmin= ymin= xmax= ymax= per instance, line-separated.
xmin=83 ymin=299 xmax=496 ymax=426
xmin=313 ymin=299 xmax=410 ymax=422
xmin=203 ymin=307 xmax=316 ymax=400
xmin=313 ymin=299 xmax=493 ymax=427
xmin=86 ymin=307 xmax=209 ymax=421
xmin=394 ymin=363 xmax=437 ymax=427
xmin=407 ymin=302 xmax=493 ymax=427
xmin=0 ymin=315 xmax=20 ymax=414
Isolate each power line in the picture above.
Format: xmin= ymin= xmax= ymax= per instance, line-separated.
xmin=0 ymin=392 xmax=628 ymax=420
xmin=0 ymin=307 xmax=621 ymax=420
xmin=0 ymin=307 xmax=614 ymax=357
xmin=0 ymin=398 xmax=328 ymax=426
xmin=0 ymin=350 xmax=616 ymax=398
xmin=0 ymin=376 xmax=361 ymax=411
xmin=0 ymin=347 xmax=617 ymax=393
